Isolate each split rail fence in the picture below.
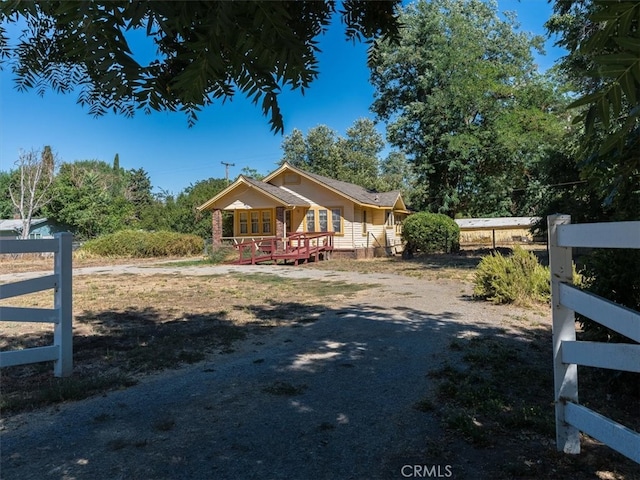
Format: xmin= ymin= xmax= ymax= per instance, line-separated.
xmin=548 ymin=215 xmax=639 ymax=463
xmin=0 ymin=233 xmax=73 ymax=377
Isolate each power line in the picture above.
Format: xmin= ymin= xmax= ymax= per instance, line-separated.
xmin=511 ymin=180 xmax=587 ymax=192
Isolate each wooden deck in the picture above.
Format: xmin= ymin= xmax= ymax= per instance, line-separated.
xmin=233 ymin=232 xmax=334 ymax=266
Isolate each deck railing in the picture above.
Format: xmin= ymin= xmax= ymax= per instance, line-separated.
xmin=284 ymin=231 xmax=334 ymax=251
xmin=234 ymin=232 xmax=334 ymax=265
xmin=548 ymin=215 xmax=639 ymax=463
xmin=0 ymin=233 xmax=73 ymax=377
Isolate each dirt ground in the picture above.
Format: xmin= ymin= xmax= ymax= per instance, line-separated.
xmin=1 ymin=255 xmax=638 ymax=480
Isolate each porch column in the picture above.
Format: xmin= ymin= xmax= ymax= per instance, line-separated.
xmin=212 ymin=209 xmax=223 ymax=246
xmin=276 ymin=206 xmax=285 ymax=251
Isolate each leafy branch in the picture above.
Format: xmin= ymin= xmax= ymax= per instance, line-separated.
xmin=568 ymin=1 xmax=640 ymax=154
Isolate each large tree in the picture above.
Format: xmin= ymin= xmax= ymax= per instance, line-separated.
xmin=335 ymin=118 xmax=385 ymax=188
xmin=369 ymin=0 xmax=568 ymax=217
xmin=0 ymin=1 xmax=400 ymax=133
xmin=279 ymin=118 xmax=411 ymax=192
xmin=545 ymin=0 xmax=640 ymax=332
xmin=126 ymin=167 xmax=153 ymax=221
xmin=46 ymin=160 xmax=134 ymax=239
xmin=547 ymin=0 xmax=639 ymax=220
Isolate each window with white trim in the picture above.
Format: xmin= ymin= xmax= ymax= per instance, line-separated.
xmin=331 ymin=208 xmax=342 ymax=234
xmin=306 ymin=210 xmax=316 ymax=232
xmin=305 ymin=207 xmax=343 ymax=234
xmin=318 ymin=209 xmax=328 ymax=232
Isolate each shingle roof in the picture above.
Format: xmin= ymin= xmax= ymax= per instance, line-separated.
xmin=242 ymin=176 xmax=310 ymax=206
xmin=198 ymin=164 xmax=407 ymax=212
xmin=295 ymin=169 xmax=401 ymax=207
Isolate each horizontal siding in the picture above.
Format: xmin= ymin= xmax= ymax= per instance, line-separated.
xmin=221 ymin=175 xmax=398 ymax=251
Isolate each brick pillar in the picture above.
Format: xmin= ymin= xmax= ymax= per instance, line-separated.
xmin=212 ymin=209 xmax=223 ymax=246
xmin=276 ymin=207 xmax=285 ymax=251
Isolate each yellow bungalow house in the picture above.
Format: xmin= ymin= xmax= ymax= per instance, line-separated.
xmin=197 ymin=163 xmax=409 ymax=259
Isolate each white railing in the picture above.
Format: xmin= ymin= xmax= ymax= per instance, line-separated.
xmin=0 ymin=233 xmax=73 ymax=377
xmin=548 ymin=215 xmax=640 ymax=463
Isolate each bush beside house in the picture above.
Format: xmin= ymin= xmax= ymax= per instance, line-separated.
xmin=401 ymin=212 xmax=460 ymax=257
xmin=81 ymin=230 xmax=204 ymax=257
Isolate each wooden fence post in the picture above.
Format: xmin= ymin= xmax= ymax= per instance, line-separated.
xmin=53 ymin=232 xmax=73 ymax=377
xmin=548 ymin=214 xmax=580 ymax=454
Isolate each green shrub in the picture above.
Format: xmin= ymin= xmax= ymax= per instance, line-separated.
xmin=81 ymin=230 xmax=204 ymax=257
xmin=473 ymin=247 xmax=550 ymax=305
xmin=401 ymin=212 xmax=460 ymax=255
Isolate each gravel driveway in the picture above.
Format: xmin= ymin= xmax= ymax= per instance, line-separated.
xmin=1 ymin=264 xmax=542 ymax=479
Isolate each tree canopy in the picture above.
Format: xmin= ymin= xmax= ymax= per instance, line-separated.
xmin=279 ymin=118 xmax=412 ymax=193
xmin=0 ymin=1 xmax=400 ymax=133
xmin=550 ymin=0 xmax=640 ymax=156
xmin=545 ymin=0 xmax=640 ymax=338
xmin=46 ymin=160 xmax=136 ymax=239
xmin=547 ymin=0 xmax=639 ymax=218
xmin=369 ymin=0 xmax=568 ymax=217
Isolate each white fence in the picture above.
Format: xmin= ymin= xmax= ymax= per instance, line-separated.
xmin=548 ymin=215 xmax=640 ymax=463
xmin=0 ymin=233 xmax=73 ymax=377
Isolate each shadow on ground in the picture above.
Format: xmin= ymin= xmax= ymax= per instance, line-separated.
xmin=2 ymin=291 xmax=638 ymax=480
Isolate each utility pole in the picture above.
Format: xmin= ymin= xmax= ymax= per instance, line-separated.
xmin=221 ymin=161 xmax=235 ymax=184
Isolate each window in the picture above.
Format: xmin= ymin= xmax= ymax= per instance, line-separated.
xmin=306 ymin=210 xmax=316 ymax=232
xmin=262 ymin=211 xmax=271 ymax=233
xmin=331 ymin=208 xmax=342 ymax=234
xmin=318 ymin=209 xmax=328 ymax=232
xmin=239 ymin=212 xmax=248 ymax=234
xmin=362 ymin=210 xmax=368 ymax=235
xmin=238 ymin=209 xmax=273 ymax=236
xmin=251 ymin=212 xmax=260 ymax=234
xmin=305 ymin=207 xmax=343 ymax=233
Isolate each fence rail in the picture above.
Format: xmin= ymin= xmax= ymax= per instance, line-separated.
xmin=0 ymin=233 xmax=73 ymax=377
xmin=548 ymin=215 xmax=640 ymax=464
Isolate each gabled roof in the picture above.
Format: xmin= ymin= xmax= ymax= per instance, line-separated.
xmin=242 ymin=176 xmax=310 ymax=206
xmin=197 ymin=175 xmax=310 ymax=211
xmin=264 ymin=163 xmax=405 ymax=209
xmin=198 ymin=163 xmax=409 ymax=212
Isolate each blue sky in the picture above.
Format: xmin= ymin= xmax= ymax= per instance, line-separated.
xmin=0 ymin=0 xmax=565 ymax=196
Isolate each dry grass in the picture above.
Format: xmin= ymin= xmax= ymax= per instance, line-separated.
xmin=0 ymin=251 xmax=192 ymax=274
xmin=302 ymin=249 xmax=496 ymax=282
xmin=0 ymin=270 xmax=370 ymax=412
xmin=1 ymin=253 xmax=639 ymax=479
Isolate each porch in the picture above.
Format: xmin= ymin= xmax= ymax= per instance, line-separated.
xmin=231 ymin=232 xmax=334 ymax=266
